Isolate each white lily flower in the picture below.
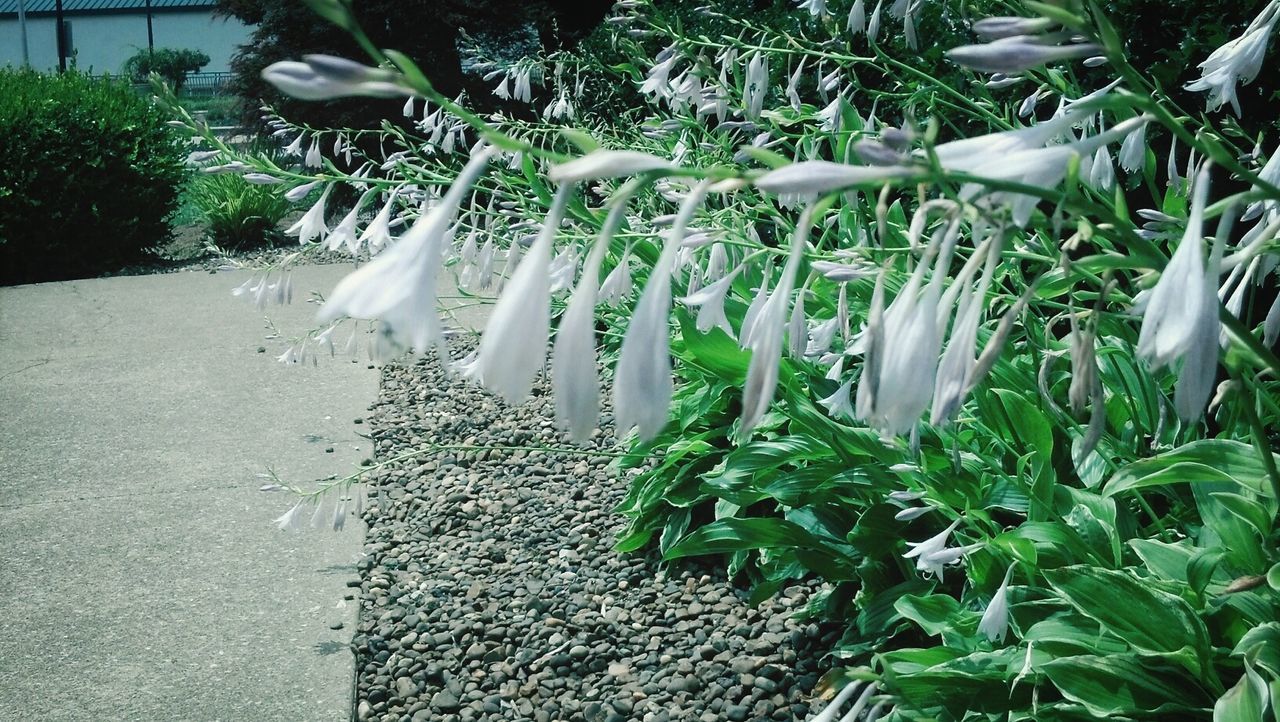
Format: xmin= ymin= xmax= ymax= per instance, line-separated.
xmin=262 ymin=55 xmax=410 ymax=100
xmin=599 ymin=248 xmax=634 ymax=305
xmin=495 ymin=243 xmax=521 ymax=294
xmin=286 ymin=185 xmax=332 ymax=245
xmin=316 ymin=147 xmax=494 ymax=357
xmin=740 ymin=208 xmax=815 ymax=437
xmin=552 ymin=186 xmax=639 ymax=442
xmin=358 ymin=189 xmax=398 ymax=251
xmin=848 ymin=0 xmax=866 ymax=34
xmin=326 ymin=196 xmax=367 ymax=254
xmin=615 ymin=180 xmax=713 ymax=441
xmin=1089 ymin=144 xmax=1116 ymax=192
xmin=902 ymin=518 xmax=961 ymax=578
xmin=788 ymin=284 xmax=809 ymax=359
xmin=978 ymin=565 xmax=1016 ymax=643
xmin=705 ymin=242 xmax=729 ymax=282
xmin=1186 ymin=0 xmax=1280 ymax=115
xmin=304 ymin=137 xmax=323 ymax=168
xmin=549 ymin=246 xmax=579 ymax=294
xmin=867 ymin=0 xmax=883 ymax=42
xmin=682 ymin=263 xmax=744 ymax=335
xmin=274 ymin=501 xmax=306 ymax=531
xmin=285 ymin=179 xmax=321 ymax=203
xmin=744 ymin=52 xmax=768 ymax=119
xmin=739 ymin=259 xmax=774 ymax=348
xmin=549 ymin=150 xmax=672 ymax=183
xmin=1175 ymin=222 xmax=1226 ymax=422
xmin=1138 ymin=166 xmax=1212 ymax=370
xmin=1118 ymin=120 xmax=1147 ymax=173
xmin=946 ymin=38 xmax=1101 ymax=74
xmin=466 ymin=185 xmax=573 ymax=405
xmin=818 ymin=378 xmax=855 ymax=419
xmin=283 ymin=133 xmax=305 ymax=156
xmin=755 ymin=161 xmax=917 ymax=196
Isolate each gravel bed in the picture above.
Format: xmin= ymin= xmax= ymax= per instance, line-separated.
xmin=353 ymin=341 xmax=838 ymax=722
xmin=105 ymin=241 xmax=359 ymax=278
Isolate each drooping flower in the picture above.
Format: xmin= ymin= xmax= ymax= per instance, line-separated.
xmin=326 ymin=194 xmax=368 ymax=254
xmin=549 ymin=150 xmax=672 ymax=183
xmin=1185 ymin=0 xmax=1280 ymax=115
xmin=744 ymin=52 xmax=769 ymax=119
xmin=739 ymin=208 xmax=816 ymax=438
xmin=902 ymin=518 xmax=961 ymax=578
xmin=848 ymin=0 xmax=866 ymax=34
xmin=978 ymin=565 xmax=1016 ymax=643
xmin=756 ymin=161 xmax=918 ymax=195
xmin=262 ymin=55 xmax=412 ymax=101
xmin=465 ymin=185 xmax=573 ymax=405
xmin=682 ymin=263 xmax=744 ymax=335
xmin=599 ymin=247 xmax=634 ymax=305
xmin=552 ymin=184 xmax=639 ymax=442
xmin=946 ymin=38 xmax=1101 ymax=74
xmin=286 ymin=185 xmax=332 ymax=245
xmin=358 ymin=189 xmax=398 ymax=251
xmin=614 ymin=180 xmax=713 ymax=441
xmin=1138 ymin=167 xmax=1213 ymax=369
xmin=316 ymin=147 xmax=495 ymax=357
xmin=304 ymin=137 xmax=324 ymax=168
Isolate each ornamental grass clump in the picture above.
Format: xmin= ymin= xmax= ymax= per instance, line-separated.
xmin=172 ymin=0 xmax=1280 ymax=718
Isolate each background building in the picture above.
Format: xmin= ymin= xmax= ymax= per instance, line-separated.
xmin=0 ymin=0 xmax=250 ymax=75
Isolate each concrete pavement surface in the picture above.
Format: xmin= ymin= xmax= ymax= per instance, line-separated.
xmin=0 ymin=265 xmax=380 ymax=721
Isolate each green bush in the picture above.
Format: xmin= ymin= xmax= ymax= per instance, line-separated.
xmin=123 ymin=47 xmax=210 ymax=93
xmin=187 ymin=172 xmax=290 ymax=251
xmin=0 ymin=69 xmax=185 ymax=284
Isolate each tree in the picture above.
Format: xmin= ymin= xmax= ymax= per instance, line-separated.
xmin=123 ymin=48 xmax=211 ymax=93
xmin=215 ymin=0 xmax=610 ymax=130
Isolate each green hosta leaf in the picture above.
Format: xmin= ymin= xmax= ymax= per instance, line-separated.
xmin=894 ymin=594 xmax=971 ymax=639
xmin=1023 ymin=613 xmax=1128 ymax=657
xmin=664 ymin=517 xmax=840 ymax=559
xmin=1044 ymin=565 xmax=1210 ymax=676
xmin=1209 ymin=492 xmax=1273 ymax=539
xmin=1213 ymin=667 xmax=1267 ymax=722
xmin=677 ymin=314 xmax=750 ymax=382
xmin=1234 ymin=623 xmax=1280 ymax=679
xmin=1129 ymin=538 xmax=1198 ymax=583
xmin=1103 ymin=440 xmax=1277 ymax=498
xmin=1268 ymin=563 xmax=1280 ymax=592
xmin=1042 ymin=655 xmax=1210 ymax=717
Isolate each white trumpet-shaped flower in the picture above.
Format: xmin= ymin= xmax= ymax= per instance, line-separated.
xmin=286 ymin=185 xmax=332 ymax=245
xmin=549 ymin=150 xmax=673 ymax=184
xmin=978 ymin=565 xmax=1016 ymax=643
xmin=1138 ymin=167 xmax=1213 ymax=370
xmin=552 ymin=185 xmax=638 ymax=442
xmin=1186 ymin=0 xmax=1280 ymax=115
xmin=902 ymin=518 xmax=961 ymax=578
xmin=316 ymin=147 xmax=494 ymax=356
xmin=681 ymin=263 xmax=744 ymax=335
xmin=600 ymin=248 xmax=634 ymax=305
xmin=358 ymin=189 xmax=399 ymax=251
xmin=615 ymin=180 xmax=713 ymax=441
xmin=740 ymin=208 xmax=815 ymax=437
xmin=466 ymin=185 xmax=573 ymax=405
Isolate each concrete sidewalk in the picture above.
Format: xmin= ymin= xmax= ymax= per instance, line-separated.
xmin=0 ymin=265 xmax=378 ymax=721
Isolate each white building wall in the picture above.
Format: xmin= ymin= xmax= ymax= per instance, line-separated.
xmin=0 ymin=10 xmax=250 ymax=75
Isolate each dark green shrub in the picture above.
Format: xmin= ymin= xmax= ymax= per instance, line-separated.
xmin=122 ymin=47 xmax=211 ymax=93
xmin=0 ymin=69 xmax=186 ymax=284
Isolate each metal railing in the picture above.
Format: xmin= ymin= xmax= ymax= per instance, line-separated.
xmin=180 ymin=71 xmax=232 ymax=97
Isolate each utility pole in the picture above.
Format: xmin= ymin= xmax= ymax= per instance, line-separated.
xmin=145 ymin=0 xmax=154 ymax=58
xmin=55 ymin=0 xmax=66 ymax=72
xmin=16 ymin=0 xmax=28 ymax=67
